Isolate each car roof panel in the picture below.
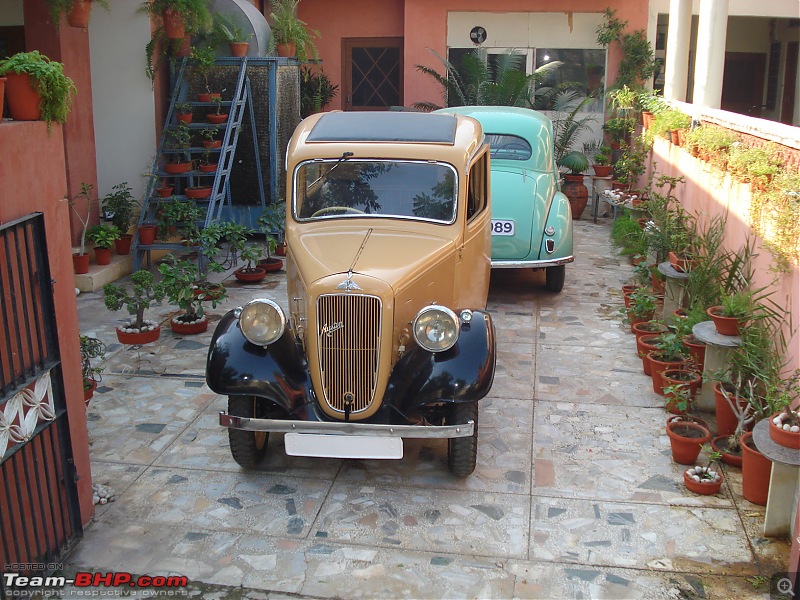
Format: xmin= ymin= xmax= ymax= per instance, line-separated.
xmin=307 ymin=112 xmax=458 ymax=144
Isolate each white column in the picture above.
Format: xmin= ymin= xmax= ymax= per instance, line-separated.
xmin=693 ymin=0 xmax=729 ymax=109
xmin=664 ymin=0 xmax=692 ymax=102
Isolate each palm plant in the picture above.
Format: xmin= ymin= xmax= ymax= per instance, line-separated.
xmin=413 ymin=48 xmax=562 ymax=111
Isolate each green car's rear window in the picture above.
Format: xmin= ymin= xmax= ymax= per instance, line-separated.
xmin=486 ymin=134 xmax=532 ymax=161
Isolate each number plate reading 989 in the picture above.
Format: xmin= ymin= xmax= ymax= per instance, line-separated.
xmin=491 ymin=220 xmax=515 ymax=236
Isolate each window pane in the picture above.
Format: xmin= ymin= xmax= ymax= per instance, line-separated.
xmin=486 ymin=134 xmax=532 ymax=161
xmin=535 ymin=48 xmax=606 ymax=111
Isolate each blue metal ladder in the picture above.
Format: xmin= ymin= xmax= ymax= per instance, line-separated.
xmin=132 ymin=56 xmax=266 ymax=271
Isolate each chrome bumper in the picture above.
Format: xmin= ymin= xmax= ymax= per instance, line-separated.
xmin=219 ymin=412 xmax=474 ymax=438
xmin=491 ymin=255 xmax=574 ymax=269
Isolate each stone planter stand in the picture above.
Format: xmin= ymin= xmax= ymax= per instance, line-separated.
xmin=691 ymin=320 xmax=741 ymax=412
xmin=657 ymin=261 xmax=689 ymax=325
xmin=752 ymin=419 xmax=800 ymax=537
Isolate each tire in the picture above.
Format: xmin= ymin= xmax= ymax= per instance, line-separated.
xmin=545 ymin=265 xmax=566 ymax=292
xmin=227 ymin=396 xmax=269 ymax=468
xmin=447 ymin=401 xmax=478 ymax=477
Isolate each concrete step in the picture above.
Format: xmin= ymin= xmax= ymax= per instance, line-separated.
xmin=73 ymin=252 xmax=132 ymax=293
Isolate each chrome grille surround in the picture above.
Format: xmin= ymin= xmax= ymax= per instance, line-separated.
xmin=316 ymin=293 xmax=382 ymax=414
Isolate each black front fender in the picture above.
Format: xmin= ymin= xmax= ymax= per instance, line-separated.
xmin=383 ymin=309 xmax=496 ymax=414
xmin=205 ymin=310 xmax=309 ymax=414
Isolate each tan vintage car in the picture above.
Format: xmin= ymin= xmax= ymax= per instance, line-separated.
xmin=207 ymin=111 xmax=497 ymax=477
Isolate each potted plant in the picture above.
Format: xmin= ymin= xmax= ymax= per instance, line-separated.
xmin=557 ymin=151 xmax=590 ymax=220
xmin=234 ymin=243 xmax=268 ymax=282
xmin=624 ymin=288 xmax=656 ymax=332
xmin=102 ymin=182 xmax=138 ymax=255
xmin=300 ymin=67 xmax=339 ymax=117
xmin=257 ymin=203 xmax=286 ymax=265
xmin=602 ymin=116 xmax=634 ymax=149
xmin=707 ymin=289 xmax=753 ymax=336
xmin=648 ymin=332 xmax=689 ymax=395
xmin=197 ymin=146 xmax=218 ymax=173
xmin=683 ymin=446 xmax=724 ymax=495
xmin=103 ymin=270 xmax=166 ymax=344
xmin=207 ymin=95 xmax=228 ymax=124
xmin=615 ymin=140 xmax=647 ymax=190
xmin=767 ymin=371 xmax=800 ymax=449
xmin=68 ymin=183 xmax=96 ymax=274
xmin=45 ymin=0 xmax=110 ymax=28
xmin=0 ymin=51 xmax=76 ymax=131
xmin=86 ymin=224 xmax=121 ymax=266
xmin=139 ymin=0 xmax=212 ymax=40
xmin=199 ymin=126 xmax=221 ymax=149
xmin=157 ymin=198 xmax=203 ymax=241
xmin=663 ymin=380 xmax=695 ymax=416
xmin=158 ymin=253 xmax=224 ymax=334
xmin=175 ymin=101 xmax=193 ymax=124
xmin=213 ymin=12 xmax=254 ymax=57
xmin=591 ymin=144 xmax=613 ymax=177
xmin=190 ymin=45 xmax=219 ymax=101
xmin=164 ymin=121 xmax=193 ymax=174
xmin=268 ymin=0 xmax=320 ymax=61
xmin=79 ymin=334 xmax=105 ymax=404
xmin=666 ymin=418 xmax=710 ymax=465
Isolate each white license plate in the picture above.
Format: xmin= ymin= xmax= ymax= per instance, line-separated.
xmin=491 ymin=220 xmax=515 ymax=236
xmin=284 ymin=432 xmax=403 ymax=459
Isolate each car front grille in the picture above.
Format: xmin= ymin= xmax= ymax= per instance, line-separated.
xmin=316 ymin=293 xmax=381 ymax=414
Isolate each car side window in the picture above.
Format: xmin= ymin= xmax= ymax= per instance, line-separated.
xmin=467 ymin=151 xmax=488 ymax=221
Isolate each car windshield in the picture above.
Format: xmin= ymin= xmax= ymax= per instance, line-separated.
xmin=486 ymin=134 xmax=532 ymax=161
xmin=294 ymin=159 xmax=457 ymax=223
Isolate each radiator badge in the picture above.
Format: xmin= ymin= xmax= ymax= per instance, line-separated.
xmin=321 ymin=322 xmax=344 ymax=337
xmin=336 ymin=277 xmax=361 ymax=291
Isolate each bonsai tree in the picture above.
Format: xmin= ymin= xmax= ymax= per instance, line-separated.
xmin=157 ymin=198 xmax=203 ymax=240
xmin=258 ymin=203 xmax=286 ymax=259
xmin=190 ymin=45 xmax=217 ymax=94
xmin=79 ymin=334 xmax=105 ymax=390
xmin=158 ymin=253 xmax=225 ymax=324
xmin=68 ymin=183 xmax=96 ymax=258
xmin=0 ymin=51 xmax=76 ymax=131
xmin=102 ymin=182 xmax=138 ymax=235
xmin=615 ymin=140 xmax=647 ymax=185
xmin=268 ymin=0 xmax=320 ymax=62
xmin=103 ymin=270 xmax=166 ymax=332
xmin=87 ymin=224 xmax=121 ymax=250
xmin=300 ymin=67 xmax=339 ymax=117
xmin=237 ymin=243 xmax=264 ymax=274
xmin=166 ymin=121 xmax=192 ymax=166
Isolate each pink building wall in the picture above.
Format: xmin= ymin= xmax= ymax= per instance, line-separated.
xmin=298 ymin=0 xmax=647 ymax=111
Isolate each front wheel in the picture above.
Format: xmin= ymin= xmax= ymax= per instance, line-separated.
xmin=447 ymin=401 xmax=478 ymax=477
xmin=545 ymin=265 xmax=566 ymax=292
xmin=227 ymin=396 xmax=269 ymax=468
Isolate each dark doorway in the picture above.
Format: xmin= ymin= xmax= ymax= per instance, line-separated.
xmin=342 ymin=38 xmax=403 ymax=111
xmin=721 ymin=52 xmax=766 ymax=116
xmin=781 ymin=42 xmax=798 ymax=125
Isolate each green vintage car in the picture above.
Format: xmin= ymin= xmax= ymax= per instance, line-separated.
xmin=435 ymin=106 xmax=574 ymax=291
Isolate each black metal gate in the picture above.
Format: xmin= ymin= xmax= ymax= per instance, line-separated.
xmin=0 ymin=213 xmax=82 ymax=598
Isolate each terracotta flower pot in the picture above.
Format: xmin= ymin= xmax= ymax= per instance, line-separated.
xmin=164 ymin=162 xmax=192 ymax=174
xmin=197 ymin=93 xmax=221 ymax=103
xmin=72 ymin=252 xmax=90 ymax=274
xmin=258 ymin=257 xmax=283 ymax=272
xmin=229 ymin=42 xmax=249 ymax=57
xmin=768 ymin=411 xmax=800 ymax=449
xmin=162 ymin=8 xmax=185 ymax=39
xmin=714 ymin=382 xmax=743 ymax=437
xmin=740 ymin=431 xmax=770 ymax=505
xmin=0 ymin=77 xmax=6 ymax=119
xmin=636 ymin=334 xmax=663 ymax=376
xmin=170 ymin=315 xmax=209 ymax=335
xmin=632 ymin=320 xmax=667 ymax=341
xmin=611 ymin=180 xmax=628 ymax=191
xmin=185 ymin=186 xmax=212 ymax=199
xmin=706 ymin=306 xmax=743 ymax=336
xmin=235 ymin=267 xmax=268 ymax=282
xmin=207 ymin=113 xmax=229 ymax=124
xmin=94 ymin=247 xmax=111 ymax=266
xmin=83 ymin=378 xmax=97 ymax=405
xmin=682 ymin=334 xmax=706 ymax=372
xmin=116 ymin=325 xmax=161 ymax=345
xmin=592 ymin=164 xmax=613 ymax=177
xmin=628 ymin=311 xmax=655 ymax=333
xmin=562 ymin=176 xmax=588 ymax=220
xmin=683 ymin=468 xmax=723 ymax=495
xmin=276 ymin=42 xmax=296 ymax=57
xmin=711 ymin=435 xmax=743 ymax=467
xmin=138 ymin=225 xmax=157 ymax=245
xmin=114 ymin=234 xmax=133 ymax=256
xmin=662 ymin=369 xmax=702 ymax=413
xmin=5 ymin=72 xmax=42 ymax=121
xmin=198 ymin=163 xmax=218 ymax=173
xmin=156 ymin=185 xmax=174 ymax=198
xmin=194 ymin=284 xmax=225 ymax=301
xmin=668 ymin=251 xmax=695 ymax=273
xmin=667 ymin=414 xmax=709 ymax=432
xmin=667 ymin=420 xmax=711 ymax=465
xmin=176 ymin=112 xmax=193 ymax=124
xmin=274 ymin=243 xmax=287 ymax=257
xmin=202 ymin=140 xmax=222 ymax=149
xmin=68 ymin=1 xmax=92 ymax=28
xmin=648 ymin=352 xmax=688 ymax=395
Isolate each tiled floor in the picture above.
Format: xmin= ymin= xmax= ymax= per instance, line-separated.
xmin=61 ymin=218 xmax=790 ymax=599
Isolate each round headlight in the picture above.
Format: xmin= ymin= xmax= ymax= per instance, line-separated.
xmin=239 ymin=299 xmax=286 ymax=346
xmin=413 ymin=305 xmax=460 ymax=353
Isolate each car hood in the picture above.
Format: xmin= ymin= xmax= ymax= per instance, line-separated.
xmin=489 ymin=167 xmax=550 ymax=260
xmin=291 ymin=225 xmax=456 ymax=289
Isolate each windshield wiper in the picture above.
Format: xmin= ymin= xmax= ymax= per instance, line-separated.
xmin=310 ymin=151 xmax=353 ymax=188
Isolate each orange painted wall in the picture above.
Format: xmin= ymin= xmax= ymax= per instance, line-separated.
xmin=23 ymin=0 xmax=100 ymax=248
xmin=0 ymin=121 xmax=95 ymax=527
xmin=298 ymin=0 xmax=647 ymax=110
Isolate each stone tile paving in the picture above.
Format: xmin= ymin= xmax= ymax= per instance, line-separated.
xmin=61 ymin=220 xmax=790 ymax=599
